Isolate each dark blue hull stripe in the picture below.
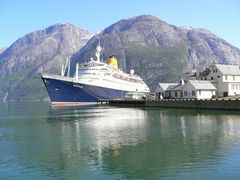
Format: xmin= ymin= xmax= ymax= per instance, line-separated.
xmin=42 ymin=77 xmax=129 ymax=102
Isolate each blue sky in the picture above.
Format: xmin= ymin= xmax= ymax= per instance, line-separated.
xmin=1 ymin=0 xmax=240 ymax=48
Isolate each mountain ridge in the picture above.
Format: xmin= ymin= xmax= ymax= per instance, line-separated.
xmin=71 ymin=15 xmax=240 ymax=90
xmin=0 ymin=23 xmax=93 ymax=101
xmin=1 ymin=15 xmax=240 ymax=100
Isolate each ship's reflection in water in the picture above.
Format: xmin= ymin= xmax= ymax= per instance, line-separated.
xmin=47 ymin=106 xmax=148 ymax=170
xmin=1 ymin=102 xmax=240 ymax=179
xmin=46 ymin=106 xmax=240 ymax=179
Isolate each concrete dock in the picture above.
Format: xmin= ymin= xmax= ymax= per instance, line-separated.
xmin=98 ymin=98 xmax=240 ymax=110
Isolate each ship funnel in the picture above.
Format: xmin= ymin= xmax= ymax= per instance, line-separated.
xmin=107 ymin=55 xmax=118 ymax=69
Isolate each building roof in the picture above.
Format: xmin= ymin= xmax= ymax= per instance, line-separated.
xmin=187 ymin=80 xmax=216 ymax=90
xmin=168 ymin=84 xmax=183 ymax=91
xmin=155 ymin=83 xmax=177 ymax=92
xmin=215 ymin=64 xmax=240 ymax=75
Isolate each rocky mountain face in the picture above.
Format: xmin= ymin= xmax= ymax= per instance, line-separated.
xmin=72 ymin=15 xmax=240 ymax=90
xmin=0 ymin=48 xmax=6 ymax=54
xmin=0 ymin=23 xmax=92 ymax=101
xmin=1 ymin=15 xmax=240 ymax=101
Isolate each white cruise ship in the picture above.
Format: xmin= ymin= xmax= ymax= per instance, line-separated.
xmin=41 ymin=44 xmax=150 ymax=105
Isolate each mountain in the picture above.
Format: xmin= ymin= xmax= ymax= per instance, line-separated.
xmin=0 ymin=23 xmax=93 ymax=101
xmin=1 ymin=15 xmax=240 ymax=101
xmin=71 ymin=15 xmax=240 ymax=91
xmin=0 ymin=48 xmax=6 ymax=54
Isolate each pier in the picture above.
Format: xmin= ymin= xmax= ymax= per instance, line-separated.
xmin=98 ymin=98 xmax=240 ymax=110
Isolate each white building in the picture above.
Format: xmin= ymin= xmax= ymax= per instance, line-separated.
xmin=182 ymin=80 xmax=216 ymax=99
xmin=156 ymin=64 xmax=240 ymax=99
xmin=165 ymin=84 xmax=183 ymax=99
xmin=125 ymin=92 xmax=145 ymax=100
xmin=201 ymin=64 xmax=240 ymax=97
xmin=155 ymin=83 xmax=177 ymax=99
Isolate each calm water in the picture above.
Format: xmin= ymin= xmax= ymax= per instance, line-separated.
xmin=1 ymin=102 xmax=240 ymax=179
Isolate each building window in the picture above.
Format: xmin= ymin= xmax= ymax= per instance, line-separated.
xmin=211 ymin=77 xmax=213 ymax=80
xmin=184 ymin=91 xmax=187 ymax=96
xmin=233 ymin=76 xmax=235 ymax=81
xmin=204 ymin=77 xmax=207 ymax=80
xmin=217 ymin=75 xmax=220 ymax=78
xmin=192 ymin=90 xmax=196 ymax=96
xmin=199 ymin=90 xmax=201 ymax=95
xmin=175 ymin=92 xmax=177 ymax=97
xmin=225 ymin=75 xmax=228 ymax=80
xmin=166 ymin=92 xmax=169 ymax=97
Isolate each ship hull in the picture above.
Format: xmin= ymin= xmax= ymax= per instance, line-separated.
xmin=42 ymin=77 xmax=98 ymax=104
xmin=84 ymin=84 xmax=128 ymax=99
xmin=42 ymin=76 xmax=129 ymax=104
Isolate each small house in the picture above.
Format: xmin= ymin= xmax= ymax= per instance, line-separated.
xmin=182 ymin=80 xmax=216 ymax=100
xmin=165 ymin=84 xmax=183 ymax=99
xmin=155 ymin=83 xmax=177 ymax=99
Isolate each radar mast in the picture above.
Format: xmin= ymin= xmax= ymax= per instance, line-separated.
xmin=95 ymin=38 xmax=102 ymax=62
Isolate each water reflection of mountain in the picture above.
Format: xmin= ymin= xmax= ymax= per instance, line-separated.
xmin=3 ymin=102 xmax=240 ymax=179
xmin=45 ymin=106 xmax=240 ymax=179
xmin=99 ymin=109 xmax=240 ymax=179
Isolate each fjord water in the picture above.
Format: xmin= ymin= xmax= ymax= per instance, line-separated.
xmin=1 ymin=102 xmax=240 ymax=179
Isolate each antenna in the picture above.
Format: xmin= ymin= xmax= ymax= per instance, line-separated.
xmin=75 ymin=63 xmax=79 ymax=79
xmin=62 ymin=58 xmax=69 ymax=76
xmin=95 ymin=37 xmax=102 ymax=62
xmin=67 ymin=57 xmax=70 ymax=77
xmin=98 ymin=37 xmax=101 ymax=47
xmin=99 ymin=37 xmax=104 ymax=62
xmin=61 ymin=64 xmax=64 ymax=76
